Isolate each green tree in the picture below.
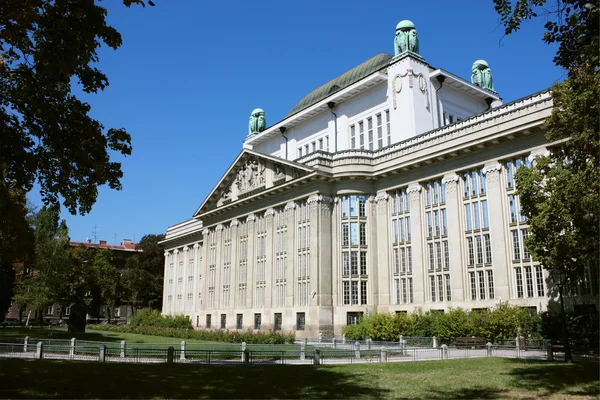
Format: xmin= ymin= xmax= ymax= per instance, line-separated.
xmin=493 ymin=1 xmax=599 ymax=287
xmin=87 ymin=249 xmax=120 ymax=323
xmin=0 ymin=0 xmax=154 ymax=312
xmin=122 ymin=234 xmax=165 ymax=312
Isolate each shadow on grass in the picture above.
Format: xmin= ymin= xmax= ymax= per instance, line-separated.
xmin=504 ymin=358 xmax=600 ymax=398
xmin=0 ymin=328 xmax=121 ymax=343
xmin=426 ymin=387 xmax=509 ymax=400
xmin=0 ymin=359 xmax=389 ymax=399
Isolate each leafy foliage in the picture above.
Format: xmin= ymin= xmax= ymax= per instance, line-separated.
xmin=91 ymin=324 xmax=296 ymax=344
xmin=129 ymin=309 xmax=192 ymax=330
xmin=122 ymin=234 xmax=165 ymax=310
xmin=342 ymin=304 xmax=542 ymax=344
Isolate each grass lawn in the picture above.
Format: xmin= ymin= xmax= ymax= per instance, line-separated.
xmin=0 ymin=357 xmax=597 ymax=399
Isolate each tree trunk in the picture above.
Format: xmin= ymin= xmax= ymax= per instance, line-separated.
xmin=68 ymin=303 xmax=86 ymax=333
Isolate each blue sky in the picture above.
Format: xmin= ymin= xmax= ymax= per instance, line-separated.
xmin=29 ymin=0 xmax=563 ymax=244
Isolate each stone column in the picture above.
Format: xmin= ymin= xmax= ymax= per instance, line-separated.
xmin=230 ymin=219 xmax=239 ymax=312
xmin=331 ymin=198 xmax=340 ymax=310
xmin=374 ymin=192 xmax=390 ymax=307
xmin=215 ymin=224 xmax=224 ymax=310
xmin=201 ymin=229 xmax=210 ymax=313
xmin=285 ymin=202 xmax=296 ymax=308
xmin=173 ymin=249 xmax=179 ymax=314
xmin=443 ymin=173 xmax=465 ymax=302
xmin=408 ymin=183 xmax=425 ymax=304
xmin=265 ymin=208 xmax=275 ymax=311
xmin=162 ymin=251 xmax=170 ymax=314
xmin=483 ymin=162 xmax=510 ymax=300
xmin=182 ymin=246 xmax=189 ymax=313
xmin=192 ymin=243 xmax=201 ymax=314
xmin=246 ymin=214 xmax=256 ymax=309
xmin=308 ymin=194 xmax=334 ymax=336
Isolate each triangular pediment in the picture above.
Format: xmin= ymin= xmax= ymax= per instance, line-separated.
xmin=193 ymin=149 xmax=315 ymax=217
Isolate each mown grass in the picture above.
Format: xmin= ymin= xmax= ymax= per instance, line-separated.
xmin=0 ymin=357 xmax=597 ymax=399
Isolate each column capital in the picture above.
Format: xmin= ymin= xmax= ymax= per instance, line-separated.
xmin=193 ymin=243 xmax=200 ymax=249
xmin=442 ymin=173 xmax=460 ymax=184
xmin=247 ymin=214 xmax=256 ymax=222
xmin=183 ymin=246 xmax=189 ymax=252
xmin=215 ymin=224 xmax=224 ymax=232
xmin=174 ymin=249 xmax=179 ymax=255
xmin=284 ymin=201 xmax=296 ymax=211
xmin=164 ymin=251 xmax=169 ymax=257
xmin=307 ymin=194 xmax=333 ymax=204
xmin=265 ymin=208 xmax=275 ymax=217
xmin=230 ymin=218 xmax=239 ymax=227
xmin=483 ymin=162 xmax=502 ymax=175
xmin=375 ymin=192 xmax=389 ymax=203
xmin=407 ymin=183 xmax=422 ymax=193
xmin=202 ymin=228 xmax=210 ymax=236
xmin=528 ymin=147 xmax=550 ymax=162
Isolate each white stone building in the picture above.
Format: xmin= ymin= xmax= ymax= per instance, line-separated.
xmin=160 ymin=21 xmax=586 ymax=336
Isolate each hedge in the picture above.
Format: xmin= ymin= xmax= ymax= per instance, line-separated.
xmin=89 ymin=324 xmax=296 ymax=344
xmin=342 ymin=303 xmax=544 ymax=344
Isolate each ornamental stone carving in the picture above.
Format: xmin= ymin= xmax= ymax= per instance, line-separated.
xmin=202 ymin=228 xmax=210 ymax=236
xmin=235 ymin=157 xmax=266 ymax=193
xmin=215 ymin=224 xmax=224 ymax=232
xmin=407 ymin=183 xmax=422 ymax=205
xmin=246 ymin=214 xmax=256 ymax=222
xmin=265 ymin=208 xmax=275 ymax=217
xmin=471 ymin=60 xmax=494 ymax=91
xmin=248 ymin=108 xmax=266 ymax=136
xmin=273 ymin=164 xmax=286 ymax=181
xmin=394 ymin=20 xmax=419 ymax=56
xmin=442 ymin=173 xmax=460 ymax=195
xmin=483 ymin=163 xmax=502 ymax=184
xmin=193 ymin=243 xmax=200 ymax=249
xmin=284 ymin=201 xmax=296 ymax=211
xmin=183 ymin=246 xmax=189 ymax=252
xmin=230 ymin=219 xmax=239 ymax=227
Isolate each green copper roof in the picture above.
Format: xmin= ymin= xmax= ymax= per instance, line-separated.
xmin=286 ymin=53 xmax=393 ymax=118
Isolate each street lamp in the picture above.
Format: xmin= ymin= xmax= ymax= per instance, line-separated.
xmin=551 ymin=268 xmax=572 ymax=362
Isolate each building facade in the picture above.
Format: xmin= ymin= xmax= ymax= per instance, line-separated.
xmin=161 ymin=21 xmax=596 ymax=336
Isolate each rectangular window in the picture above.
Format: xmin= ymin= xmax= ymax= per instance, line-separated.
xmin=434 ymin=210 xmax=440 ymax=236
xmin=360 ymin=252 xmax=367 ymax=275
xmin=509 ymin=194 xmax=517 ymax=223
xmin=465 ymin=204 xmax=472 ymax=231
xmin=236 ymin=314 xmax=243 ymax=329
xmin=536 ymin=266 xmax=545 ymax=297
xmin=470 ymin=272 xmax=477 ymax=300
xmin=359 ymin=121 xmax=364 ymax=149
xmin=342 ymin=252 xmax=350 ymax=276
xmin=430 ymin=276 xmax=436 ymax=302
xmin=386 ymin=110 xmax=391 ymax=145
xmin=254 ymin=313 xmax=262 ymax=330
xmin=221 ymin=314 xmax=226 ymax=329
xmin=351 ymin=251 xmax=358 ymax=275
xmin=408 ymin=278 xmax=414 ymax=303
xmin=392 ymin=219 xmax=399 ymax=243
xmin=487 ymin=270 xmax=495 ymax=299
xmin=436 ymin=243 xmax=442 ymax=270
xmin=402 ymin=278 xmax=407 ymax=304
xmin=350 ymin=125 xmax=356 ymax=149
xmin=393 ymin=248 xmax=399 ymax=274
xmin=525 ymin=267 xmax=534 ymax=297
xmin=428 ymin=243 xmax=435 ymax=270
xmin=473 ymin=201 xmax=480 ymax=229
xmin=427 ymin=212 xmax=433 ymax=237
xmin=274 ymin=313 xmax=282 ymax=331
xmin=406 ymin=216 xmax=411 ymax=240
xmin=481 ymin=200 xmax=489 ymax=228
xmin=408 ymin=247 xmax=413 ymax=272
xmin=342 ymin=196 xmax=349 ymax=217
xmin=512 ymin=230 xmax=521 ymax=260
xmin=376 ymin=113 xmax=383 ymax=149
xmin=359 ymin=222 xmax=367 ymax=245
xmin=443 ymin=241 xmax=449 ymax=269
xmin=433 ymin=181 xmax=439 ymax=205
xmin=478 ymin=271 xmax=486 ymax=300
xmin=438 ymin=275 xmax=444 ymax=302
xmin=361 ymin=281 xmax=368 ymax=304
xmin=358 ymin=196 xmax=366 ymax=217
xmin=351 ymin=281 xmax=359 ymax=305
xmin=507 ymin=161 xmax=514 ymax=188
xmin=400 ymin=248 xmax=406 ymax=273
xmin=342 ymin=223 xmax=349 ymax=246
xmin=467 ymin=237 xmax=475 ymax=265
xmin=463 ymin=173 xmax=470 ymax=197
xmin=441 ymin=181 xmax=446 ymax=203
xmin=480 ymin=170 xmax=487 ymax=194
xmin=522 ymin=229 xmax=530 ymax=259
xmin=445 ymin=274 xmax=452 ymax=301
xmin=343 ymin=281 xmax=350 ymax=305
xmin=426 ymin=183 xmax=432 ymax=206
xmin=296 ymin=313 xmax=305 ymax=330
xmin=442 ymin=209 xmax=447 ymax=235
xmin=350 ymin=195 xmax=357 ymax=217
xmin=476 ymin=236 xmax=483 ymax=264
xmin=484 ymin=234 xmax=492 ymax=264
xmin=367 ymin=117 xmax=373 ymax=150
xmin=471 ymin=171 xmax=478 ymax=196
xmin=206 ymin=314 xmax=212 ymax=329
xmin=515 ymin=268 xmax=524 ymax=298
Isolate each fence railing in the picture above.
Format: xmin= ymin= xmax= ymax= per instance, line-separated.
xmin=2 ymin=339 xmax=597 ymax=365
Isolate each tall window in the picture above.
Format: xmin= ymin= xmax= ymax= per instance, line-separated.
xmin=208 ymin=231 xmax=217 ymax=308
xmin=385 ymin=110 xmax=391 ymax=146
xmin=254 ymin=215 xmax=267 ymax=308
xmin=341 ymin=195 xmax=369 ymax=305
xmin=222 ymin=225 xmax=231 ymax=309
xmin=297 ymin=201 xmax=310 ymax=306
xmin=275 ymin=207 xmax=288 ymax=308
xmin=238 ymin=220 xmax=248 ymax=308
xmin=187 ymin=249 xmax=195 ymax=310
xmin=349 ymin=109 xmax=390 ymax=151
xmin=376 ymin=113 xmax=383 ymax=149
xmin=424 ymin=179 xmax=449 ymax=302
xmin=367 ymin=117 xmax=374 ymax=150
xmin=462 ymin=168 xmax=494 ymax=301
xmin=391 ymin=188 xmax=412 ymax=305
xmin=505 ymin=155 xmax=545 ymax=299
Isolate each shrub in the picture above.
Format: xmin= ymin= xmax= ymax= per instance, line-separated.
xmin=129 ymin=309 xmax=193 ymax=330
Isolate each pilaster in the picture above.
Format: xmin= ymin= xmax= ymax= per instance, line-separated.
xmin=201 ymin=229 xmax=210 ymax=312
xmin=484 ymin=162 xmax=511 ymax=300
xmin=407 ymin=183 xmax=425 ymax=304
xmin=246 ymin=214 xmax=256 ymax=309
xmin=285 ymin=202 xmax=296 ymax=308
xmin=442 ymin=173 xmax=465 ymax=302
xmin=182 ymin=246 xmax=189 ymax=313
xmin=192 ymin=243 xmax=200 ymax=313
xmin=162 ymin=251 xmax=169 ymax=314
xmin=173 ymin=249 xmax=180 ymax=314
xmin=374 ymin=192 xmax=390 ymax=307
xmin=264 ymin=208 xmax=275 ymax=310
xmin=230 ymin=219 xmax=239 ymax=311
xmin=215 ymin=224 xmax=224 ymax=310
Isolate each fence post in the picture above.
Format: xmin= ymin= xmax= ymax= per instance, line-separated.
xmin=367 ymin=338 xmax=372 ymax=350
xmin=332 ymin=338 xmax=337 ymax=349
xmin=120 ymin=340 xmax=126 ymax=358
xmin=313 ymin=348 xmax=321 ymax=365
xmin=354 ymin=341 xmax=361 ymax=359
xmin=166 ymin=346 xmax=174 ymax=363
xmin=547 ymin=344 xmax=554 ymax=361
xmin=241 ymin=342 xmax=247 ymax=363
xmin=432 ymin=336 xmax=438 ymax=348
xmin=318 ymin=332 xmax=323 ymax=343
xmin=69 ymin=337 xmax=76 ymax=359
xmin=180 ymin=341 xmax=186 ymax=360
xmin=342 ymin=334 xmax=346 ymax=344
xmin=23 ymin=336 xmax=29 ymax=352
xmin=300 ymin=342 xmax=305 ymax=361
xmin=380 ymin=346 xmax=387 ymax=363
xmin=35 ymin=342 xmax=43 ymax=360
xmin=441 ymin=344 xmax=448 ymax=360
xmin=99 ymin=344 xmax=106 ymax=362
xmin=400 ymin=338 xmax=406 ymax=355
xmin=304 ymin=337 xmax=308 ymax=346
xmin=486 ymin=342 xmax=493 ymax=357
